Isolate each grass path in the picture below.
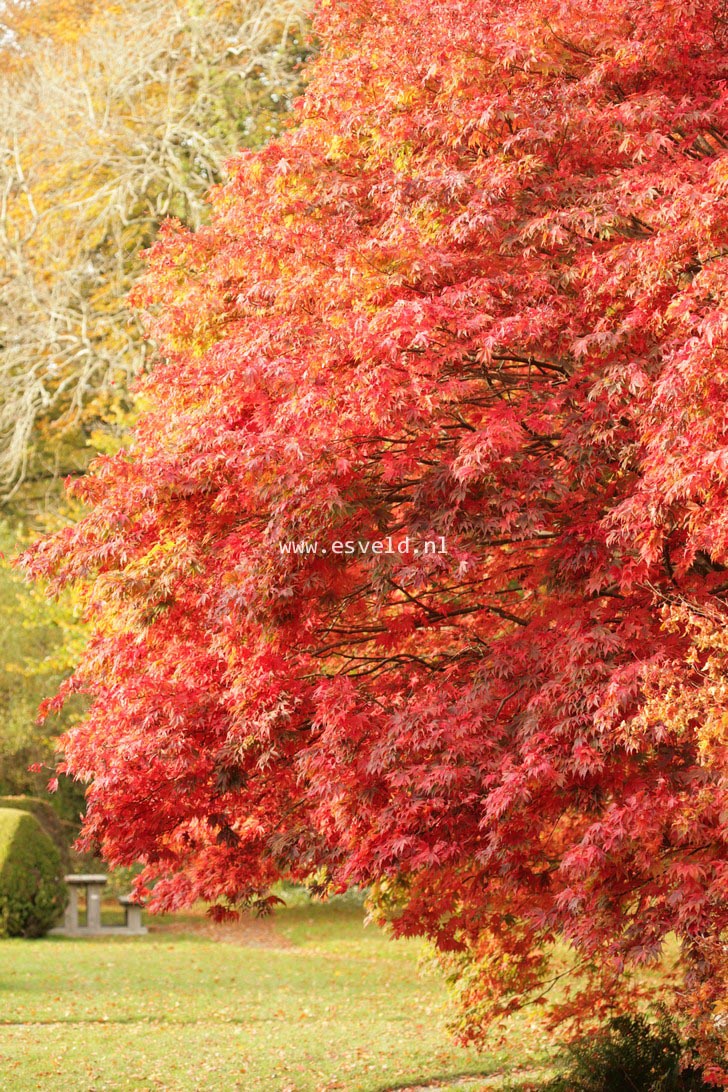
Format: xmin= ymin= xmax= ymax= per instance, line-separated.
xmin=0 ymin=901 xmax=552 ymax=1091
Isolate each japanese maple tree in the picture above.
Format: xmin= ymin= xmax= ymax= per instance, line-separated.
xmin=24 ymin=0 xmax=728 ymax=1072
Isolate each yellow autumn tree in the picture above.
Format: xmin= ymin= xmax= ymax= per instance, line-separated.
xmin=0 ymin=0 xmax=310 ymax=512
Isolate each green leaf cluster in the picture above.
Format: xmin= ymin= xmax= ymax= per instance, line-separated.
xmin=0 ymin=521 xmax=85 ymax=803
xmin=546 ymin=1014 xmax=714 ymax=1092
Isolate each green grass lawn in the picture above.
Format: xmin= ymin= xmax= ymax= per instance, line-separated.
xmin=0 ymin=899 xmax=553 ymax=1091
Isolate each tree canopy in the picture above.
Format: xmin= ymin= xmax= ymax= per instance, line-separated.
xmin=24 ymin=0 xmax=728 ymax=1076
xmin=0 ymin=0 xmax=309 ymax=510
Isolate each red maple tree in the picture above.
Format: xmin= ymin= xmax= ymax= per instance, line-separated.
xmin=24 ymin=0 xmax=728 ymax=1071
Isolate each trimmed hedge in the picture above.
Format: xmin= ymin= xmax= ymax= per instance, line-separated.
xmin=0 ymin=795 xmax=73 ymax=869
xmin=0 ymin=808 xmax=66 ymax=937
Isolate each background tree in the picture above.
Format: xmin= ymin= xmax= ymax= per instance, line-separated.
xmin=0 ymin=521 xmax=84 ymax=813
xmin=24 ymin=0 xmax=728 ymax=1079
xmin=0 ymin=0 xmax=310 ymax=512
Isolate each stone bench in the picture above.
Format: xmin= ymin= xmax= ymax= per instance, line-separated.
xmin=50 ymin=874 xmax=147 ymax=936
xmin=117 ymin=894 xmax=147 ymax=935
xmin=58 ymin=873 xmax=108 ymax=934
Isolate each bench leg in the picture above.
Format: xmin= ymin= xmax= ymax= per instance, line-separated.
xmin=87 ymin=886 xmax=103 ymax=931
xmin=125 ymin=905 xmax=143 ymax=931
xmin=64 ymin=885 xmax=79 ymax=931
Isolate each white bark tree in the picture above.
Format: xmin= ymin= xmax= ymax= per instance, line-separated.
xmin=0 ymin=0 xmax=309 ymax=506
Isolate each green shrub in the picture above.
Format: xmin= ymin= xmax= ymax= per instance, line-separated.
xmin=0 ymin=808 xmax=66 ymax=937
xmin=545 ymin=1013 xmax=713 ymax=1092
xmin=0 ymin=795 xmax=73 ymax=869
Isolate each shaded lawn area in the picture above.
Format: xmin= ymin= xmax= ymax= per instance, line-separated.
xmin=0 ymin=900 xmax=553 ymax=1091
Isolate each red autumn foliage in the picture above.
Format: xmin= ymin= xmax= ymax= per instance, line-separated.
xmin=23 ymin=0 xmax=728 ymax=1069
